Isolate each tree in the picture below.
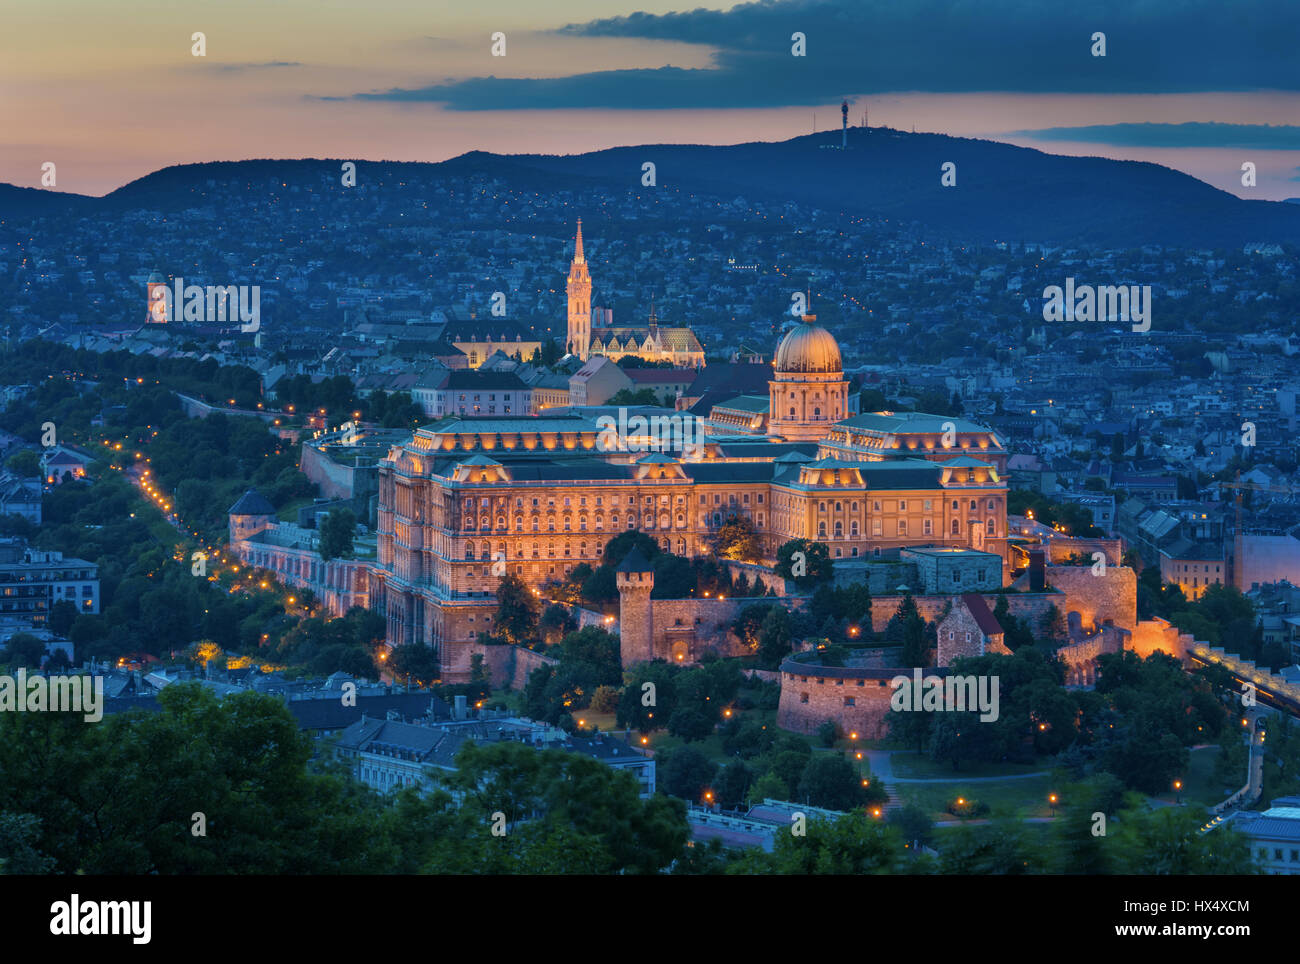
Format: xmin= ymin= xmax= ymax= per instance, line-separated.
xmin=732 ymin=603 xmax=775 ymax=654
xmin=607 ymin=388 xmax=661 ymax=406
xmin=660 ymin=745 xmax=716 ymax=802
xmin=539 ymin=604 xmax=577 ymax=644
xmin=4 ymin=450 xmax=40 ymax=478
xmin=797 ymin=754 xmax=866 ymax=810
xmin=494 ymin=573 xmax=539 ymax=645
xmin=444 ymin=740 xmax=688 ymax=874
xmin=0 ymin=684 xmax=399 ymax=873
xmin=713 ymin=516 xmax=761 ymax=563
xmin=318 ymin=508 xmax=356 ymax=561
xmin=0 ymin=812 xmax=55 ymax=874
xmin=616 ymin=661 xmax=678 ymax=732
xmin=735 ymin=811 xmax=902 ymax=874
xmin=601 ymin=530 xmax=659 ymax=569
xmin=667 ymin=705 xmax=715 ymax=742
xmin=589 ymin=685 xmax=620 ymax=713
xmin=715 ymin=760 xmax=754 ymax=810
xmin=747 ymin=771 xmax=788 ymax=806
xmin=887 ymin=703 xmax=933 ymax=754
xmin=774 ymin=539 xmax=833 ymax=590
xmin=893 ymin=595 xmax=929 ymax=667
xmin=816 ymin=719 xmax=839 ymax=747
xmin=2 ymin=633 xmax=45 ymax=668
xmin=580 ymin=565 xmax=618 ymax=605
xmin=555 ymin=626 xmax=622 ymax=687
xmin=888 ymin=804 xmax=934 ymax=849
xmin=388 ymin=644 xmax=440 ymax=685
xmin=757 ymin=606 xmax=794 ymax=667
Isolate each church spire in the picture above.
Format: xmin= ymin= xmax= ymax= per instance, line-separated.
xmin=567 ymin=218 xmax=592 ymax=360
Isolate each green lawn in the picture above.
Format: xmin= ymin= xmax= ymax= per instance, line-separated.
xmin=888 ymin=751 xmax=1049 ymax=780
xmin=893 ymin=776 xmax=1057 ymax=822
xmin=1163 ymin=744 xmax=1228 ymax=808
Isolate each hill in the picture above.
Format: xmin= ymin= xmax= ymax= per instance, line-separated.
xmin=6 ymin=129 xmax=1300 ymax=248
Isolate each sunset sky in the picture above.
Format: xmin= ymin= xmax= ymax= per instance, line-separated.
xmin=4 ymin=0 xmax=1299 ymax=199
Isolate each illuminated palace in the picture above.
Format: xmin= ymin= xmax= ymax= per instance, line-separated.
xmin=369 ymin=316 xmax=1009 ymax=679
xmin=565 ymin=220 xmax=705 ymax=367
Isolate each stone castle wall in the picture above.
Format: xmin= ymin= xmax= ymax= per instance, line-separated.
xmin=777 ymin=663 xmax=902 ymax=739
xmin=1129 ymin=617 xmax=1190 ymax=661
xmin=465 ymin=642 xmax=559 ymax=691
xmin=1048 ymin=538 xmax=1122 ymax=566
xmin=622 ymin=593 xmax=806 ymax=667
xmin=1046 ymin=564 xmax=1137 ymax=631
xmin=867 ymin=592 xmax=1061 ymax=637
xmin=299 ymin=442 xmax=360 ymax=501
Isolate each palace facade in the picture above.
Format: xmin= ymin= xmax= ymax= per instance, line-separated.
xmin=359 ymin=317 xmax=1009 ymax=678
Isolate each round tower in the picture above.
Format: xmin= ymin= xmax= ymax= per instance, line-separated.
xmin=228 ymin=488 xmax=276 ymax=545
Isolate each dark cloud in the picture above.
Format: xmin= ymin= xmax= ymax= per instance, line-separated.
xmin=351 ymin=0 xmax=1300 ymax=109
xmin=1015 ymin=123 xmax=1300 ymax=150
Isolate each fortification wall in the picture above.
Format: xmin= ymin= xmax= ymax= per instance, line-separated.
xmin=776 ymin=663 xmax=900 ymax=738
xmin=1129 ymin=617 xmax=1190 ymax=661
xmin=867 ymin=592 xmax=1061 ymax=637
xmin=300 ymin=443 xmax=358 ymax=501
xmin=466 ymin=642 xmax=560 ymax=690
xmin=639 ymin=595 xmax=806 ymax=664
xmin=1048 ymin=538 xmax=1122 ymax=566
xmin=723 ymin=561 xmax=792 ymax=595
xmin=1046 ymin=564 xmax=1137 ymax=631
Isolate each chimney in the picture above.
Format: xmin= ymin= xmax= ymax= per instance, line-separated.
xmin=1029 ymin=550 xmax=1045 ymax=592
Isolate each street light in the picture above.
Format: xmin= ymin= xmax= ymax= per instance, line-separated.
xmin=1048 ymin=792 xmax=1058 ymax=815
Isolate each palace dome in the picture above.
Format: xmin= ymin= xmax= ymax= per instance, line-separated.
xmin=774 ymin=318 xmax=842 ymax=374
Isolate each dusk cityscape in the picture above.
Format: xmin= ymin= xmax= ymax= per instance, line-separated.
xmin=1 ymin=0 xmax=1296 ymax=937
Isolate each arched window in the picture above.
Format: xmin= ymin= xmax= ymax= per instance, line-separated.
xmin=951 ymin=519 xmax=960 ymax=535
xmin=986 ymin=518 xmax=996 ymax=535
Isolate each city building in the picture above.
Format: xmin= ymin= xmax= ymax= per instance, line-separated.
xmin=0 ymin=541 xmax=99 ymax=638
xmin=1234 ymin=795 xmax=1300 ymax=875
xmin=413 ymin=369 xmax=533 ymax=418
xmin=333 ymin=714 xmax=656 ymax=797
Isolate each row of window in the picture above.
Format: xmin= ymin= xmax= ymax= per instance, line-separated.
xmin=1257 ymin=847 xmax=1300 ymax=863
xmin=460 ymin=494 xmax=1001 ymax=513
xmin=816 ymin=518 xmax=997 ymax=538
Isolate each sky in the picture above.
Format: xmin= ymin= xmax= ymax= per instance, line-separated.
xmin=3 ymin=0 xmax=1299 ymax=199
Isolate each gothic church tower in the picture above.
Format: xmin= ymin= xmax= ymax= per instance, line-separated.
xmin=566 ymin=220 xmax=592 ymax=359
